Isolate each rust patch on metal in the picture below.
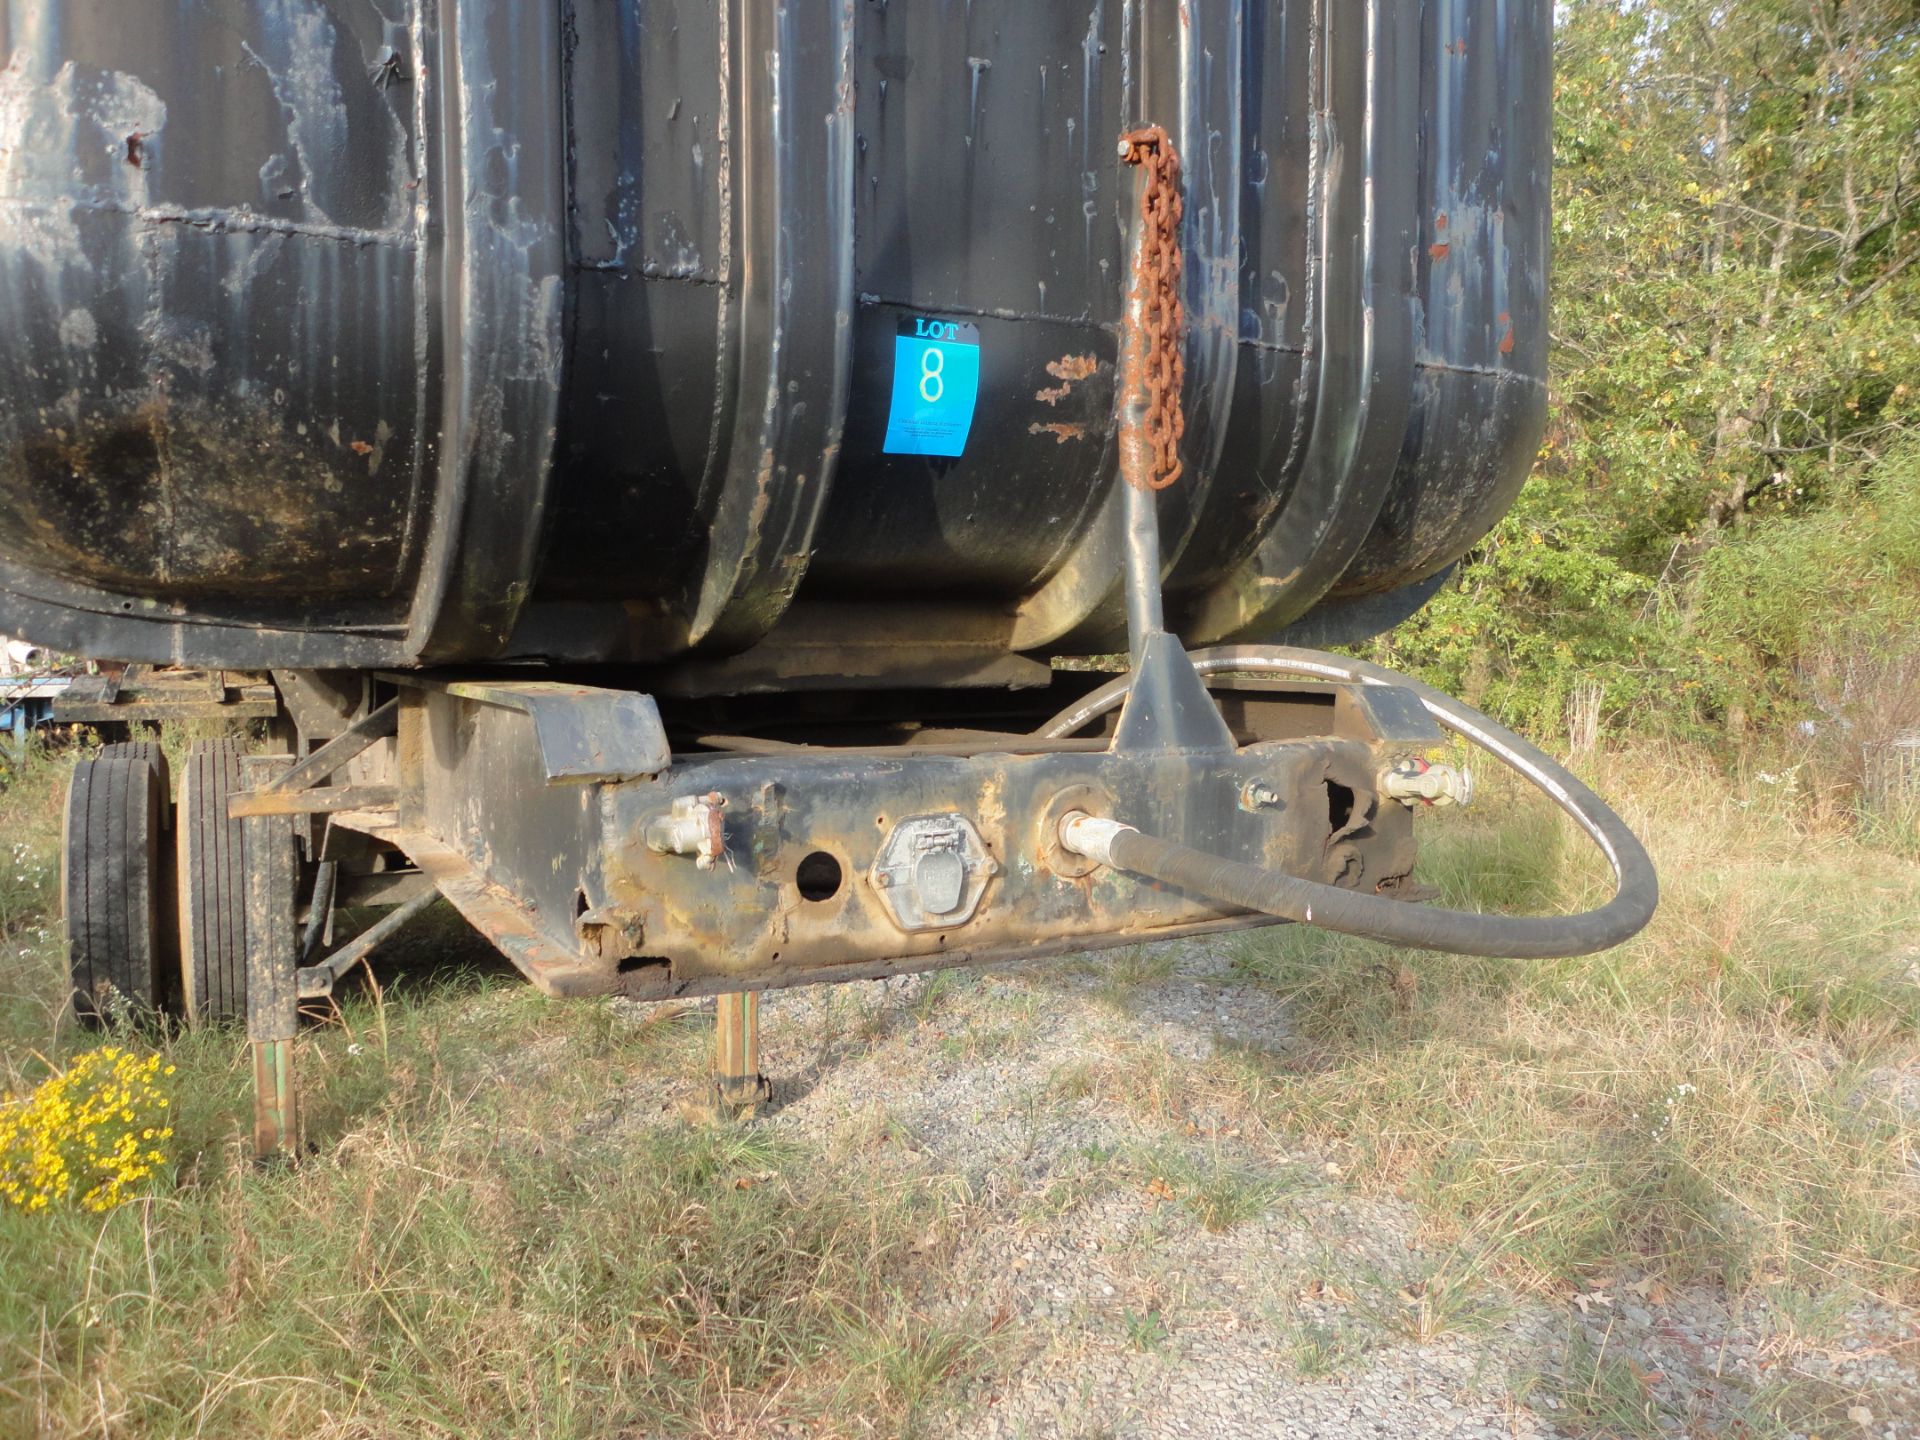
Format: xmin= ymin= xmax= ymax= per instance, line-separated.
xmin=1029 ymin=422 xmax=1086 ymax=444
xmin=1498 ymin=312 xmax=1515 ymax=355
xmin=1435 ymin=212 xmax=1448 ymax=231
xmin=349 ymin=439 xmax=373 ymax=455
xmin=124 ymin=132 xmax=147 ymax=168
xmin=1037 ymin=353 xmax=1099 ymax=407
xmin=1118 ymin=126 xmax=1185 ymax=490
xmin=4 ymin=396 xmax=408 ymax=594
xmin=1428 ymin=242 xmax=1450 ymax=260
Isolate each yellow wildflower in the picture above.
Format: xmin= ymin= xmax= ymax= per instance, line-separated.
xmin=0 ymin=1047 xmax=177 ymax=1212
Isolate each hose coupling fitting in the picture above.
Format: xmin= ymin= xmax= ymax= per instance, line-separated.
xmin=1381 ymin=758 xmax=1473 ymax=809
xmin=646 ymin=791 xmax=729 ymax=870
xmin=1057 ymin=811 xmax=1139 ymax=868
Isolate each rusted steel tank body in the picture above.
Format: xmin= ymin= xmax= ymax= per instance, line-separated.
xmin=0 ymin=1 xmax=1550 ymax=679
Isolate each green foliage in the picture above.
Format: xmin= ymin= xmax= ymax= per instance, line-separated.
xmin=1368 ymin=487 xmax=1657 ymax=735
xmin=1120 ymin=1306 xmax=1172 ymax=1354
xmin=1378 ymin=0 xmax=1920 ymax=744
xmin=0 ymin=742 xmax=64 ymax=949
xmin=1693 ymin=445 xmax=1920 ymax=664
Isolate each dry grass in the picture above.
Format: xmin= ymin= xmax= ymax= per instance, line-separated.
xmin=1227 ymin=741 xmax=1920 ymax=1304
xmin=1797 ymin=637 xmax=1920 ymax=858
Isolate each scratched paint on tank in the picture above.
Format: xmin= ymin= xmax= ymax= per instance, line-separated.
xmin=0 ymin=1 xmax=423 ymax=606
xmin=1330 ymin=0 xmax=1551 ymax=600
xmin=815 ymin=0 xmax=1128 ymax=601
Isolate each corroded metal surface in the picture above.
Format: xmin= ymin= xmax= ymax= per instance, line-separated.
xmin=1 ymin=1 xmax=1551 ymax=679
xmin=1118 ymin=125 xmax=1185 ymax=493
xmin=353 ymin=680 xmax=1430 ymax=1002
xmin=52 ymin=667 xmax=278 ymax=723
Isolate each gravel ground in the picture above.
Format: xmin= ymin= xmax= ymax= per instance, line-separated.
xmin=615 ymin=941 xmax=1920 ymax=1439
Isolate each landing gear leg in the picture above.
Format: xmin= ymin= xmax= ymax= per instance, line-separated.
xmin=711 ymin=991 xmax=770 ymax=1117
xmin=242 ymin=756 xmax=300 ymax=1159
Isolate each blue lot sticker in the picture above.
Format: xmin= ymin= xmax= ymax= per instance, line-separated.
xmin=883 ymin=316 xmax=981 ymax=458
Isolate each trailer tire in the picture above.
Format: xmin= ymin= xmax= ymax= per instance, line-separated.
xmin=63 ymin=757 xmax=167 ymax=1023
xmin=176 ymin=740 xmax=249 ymax=1024
xmin=97 ymin=741 xmax=172 ymax=819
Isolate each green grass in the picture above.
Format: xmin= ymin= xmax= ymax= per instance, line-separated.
xmin=1 ymin=958 xmax=986 ymax=1436
xmin=1125 ymin=1139 xmax=1289 ymax=1234
xmin=1348 ymin=1246 xmax=1513 ymax=1344
xmin=1543 ymin=1324 xmax=1672 ymax=1438
xmin=1092 ymin=945 xmax=1178 ymax=1013
xmin=0 ymin=737 xmax=76 ymax=982
xmin=1276 ymin=1313 xmax=1376 ymax=1380
xmin=1119 ymin=1305 xmax=1171 ymax=1354
xmin=0 ymin=988 xmax=985 ymax=1434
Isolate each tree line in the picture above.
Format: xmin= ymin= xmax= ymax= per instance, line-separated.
xmin=1376 ymin=0 xmax=1920 ymax=757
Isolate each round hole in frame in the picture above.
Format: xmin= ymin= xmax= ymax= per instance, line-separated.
xmin=795 ymin=851 xmax=843 ymax=902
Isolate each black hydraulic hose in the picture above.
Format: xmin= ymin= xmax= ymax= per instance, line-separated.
xmin=1039 ymin=645 xmax=1658 ymax=959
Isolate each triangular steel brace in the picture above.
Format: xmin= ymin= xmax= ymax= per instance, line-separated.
xmin=1111 ymin=629 xmax=1237 ymax=753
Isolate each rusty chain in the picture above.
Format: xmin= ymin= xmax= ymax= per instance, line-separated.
xmin=1119 ymin=125 xmax=1184 ymax=491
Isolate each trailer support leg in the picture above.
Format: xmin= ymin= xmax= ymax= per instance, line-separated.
xmin=711 ymin=991 xmax=770 ymax=1117
xmin=242 ymin=756 xmax=301 ymax=1159
xmin=250 ymin=1040 xmax=297 ymax=1157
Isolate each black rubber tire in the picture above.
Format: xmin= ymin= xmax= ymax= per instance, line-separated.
xmin=176 ymin=739 xmax=249 ymax=1024
xmin=97 ymin=741 xmax=172 ymax=819
xmin=63 ymin=757 xmax=166 ymax=1023
xmin=97 ymin=739 xmax=182 ymax=1010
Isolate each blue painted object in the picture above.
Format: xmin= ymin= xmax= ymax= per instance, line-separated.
xmin=882 ymin=318 xmax=981 ymax=458
xmin=0 ymin=678 xmax=68 ymax=745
